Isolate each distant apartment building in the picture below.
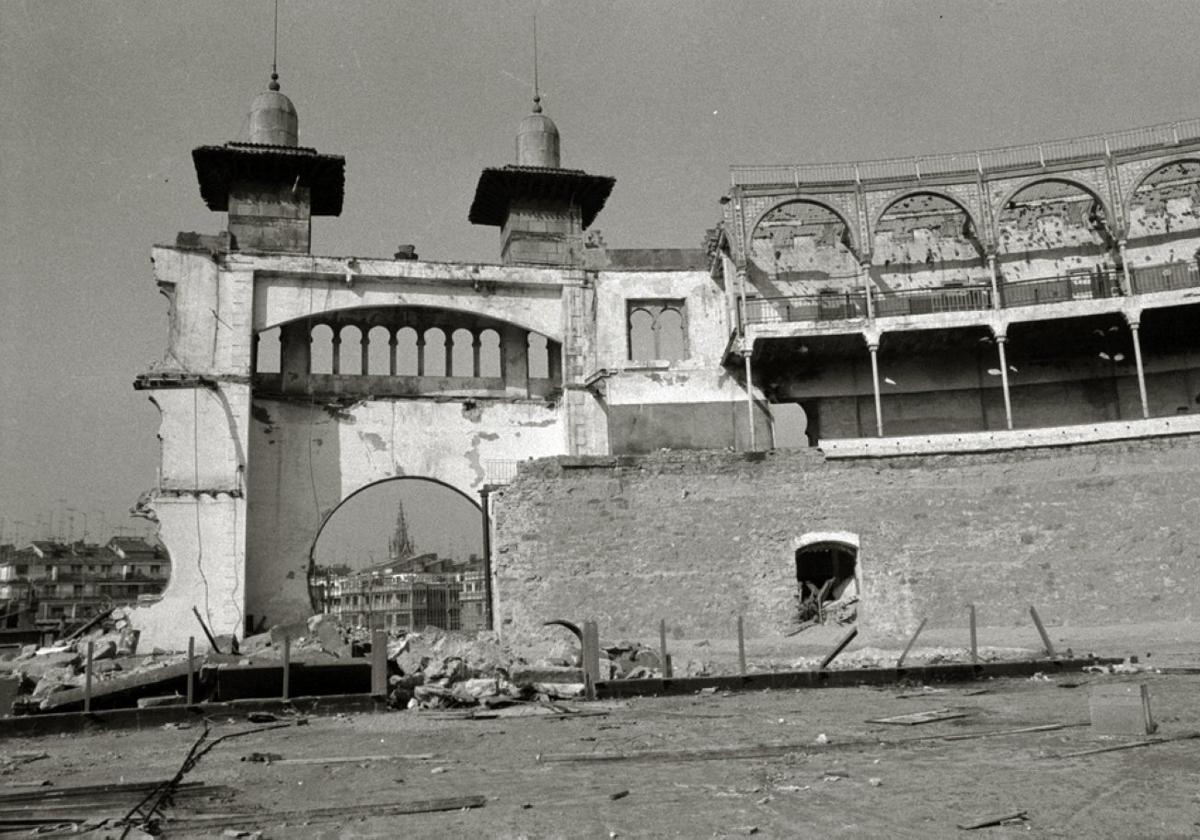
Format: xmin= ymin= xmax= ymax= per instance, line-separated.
xmin=320 ymin=553 xmax=483 ymax=632
xmin=0 ymin=537 xmax=171 ymax=635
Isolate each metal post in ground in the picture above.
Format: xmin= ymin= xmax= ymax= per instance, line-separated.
xmin=968 ymin=604 xmax=978 ymax=664
xmin=659 ymin=618 xmax=672 ymax=678
xmin=84 ymin=641 xmax=94 ymax=713
xmin=582 ymin=621 xmax=600 ymax=701
xmin=186 ymin=636 xmax=195 ymax=705
xmin=1029 ymin=606 xmax=1057 ymax=659
xmin=371 ymin=629 xmax=388 ymax=698
xmin=737 ymin=616 xmax=747 ymax=676
xmin=896 ymin=618 xmax=927 ymax=669
xmin=281 ymin=635 xmax=291 ymax=701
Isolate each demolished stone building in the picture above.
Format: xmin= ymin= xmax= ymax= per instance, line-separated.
xmin=131 ymin=68 xmax=1200 ymax=649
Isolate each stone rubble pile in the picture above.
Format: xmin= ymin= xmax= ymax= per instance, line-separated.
xmin=0 ymin=608 xmax=189 ymax=706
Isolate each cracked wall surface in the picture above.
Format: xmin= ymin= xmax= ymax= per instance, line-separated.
xmin=136 ymin=244 xmax=751 ymax=646
xmin=493 ymin=438 xmax=1200 ymax=643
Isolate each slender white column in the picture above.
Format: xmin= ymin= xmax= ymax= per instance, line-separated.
xmin=987 ymin=254 xmax=1001 ymax=309
xmin=869 ymin=342 xmax=883 ymax=437
xmin=1129 ymin=321 xmax=1149 ymax=419
xmin=996 ymin=335 xmax=1014 ymax=430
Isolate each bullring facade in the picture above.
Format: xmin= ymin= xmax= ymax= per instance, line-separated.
xmin=131 ymin=69 xmax=1200 ymax=648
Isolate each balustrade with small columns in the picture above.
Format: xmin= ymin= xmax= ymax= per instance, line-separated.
xmin=251 ymin=307 xmax=561 ymax=400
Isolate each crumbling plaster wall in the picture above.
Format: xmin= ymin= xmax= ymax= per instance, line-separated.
xmin=493 ymin=438 xmax=1200 ymax=644
xmin=244 ymin=396 xmax=566 ymax=628
xmin=590 ymin=269 xmax=770 ymax=450
xmin=134 ymin=248 xmax=254 ymax=649
xmin=248 ymin=255 xmax=569 ymax=342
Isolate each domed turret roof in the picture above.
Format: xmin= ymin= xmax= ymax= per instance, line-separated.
xmin=248 ymin=73 xmax=298 ymax=147
xmin=516 ymin=96 xmax=560 ymax=168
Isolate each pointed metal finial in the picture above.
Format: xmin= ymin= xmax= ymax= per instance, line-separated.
xmin=532 ymin=2 xmax=540 ymax=112
xmin=269 ymin=0 xmax=280 ymax=90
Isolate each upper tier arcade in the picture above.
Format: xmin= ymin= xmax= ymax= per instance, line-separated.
xmin=722 ymin=118 xmax=1200 ymax=441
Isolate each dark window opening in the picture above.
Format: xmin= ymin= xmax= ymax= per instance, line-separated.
xmin=794 ymin=541 xmax=858 ymax=629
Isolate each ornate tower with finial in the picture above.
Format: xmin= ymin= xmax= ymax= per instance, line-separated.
xmin=191 ymin=56 xmax=344 ymax=253
xmin=468 ymin=27 xmax=614 ymax=266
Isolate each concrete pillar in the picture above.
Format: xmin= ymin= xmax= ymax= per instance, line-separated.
xmin=279 ymin=322 xmax=310 ymax=379
xmin=502 ymin=327 xmax=529 ymax=397
xmin=987 ymin=254 xmax=1001 ymax=309
xmin=547 ymin=341 xmax=562 ymax=386
xmin=360 ymin=329 xmax=369 ymax=376
xmin=388 ymin=331 xmax=398 ymax=376
xmin=868 ymin=342 xmax=884 ymax=438
xmin=444 ymin=331 xmax=454 ymax=378
xmin=416 ymin=334 xmax=426 ymax=376
xmin=331 ymin=330 xmax=341 ymax=375
xmin=1118 ymin=241 xmax=1134 ymax=295
xmin=1129 ymin=320 xmax=1150 ymax=419
xmin=472 ymin=331 xmax=482 ymax=378
xmin=996 ymin=335 xmax=1014 ymax=430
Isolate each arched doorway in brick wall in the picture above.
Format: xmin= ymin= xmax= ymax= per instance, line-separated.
xmin=794 ymin=532 xmax=859 ymax=627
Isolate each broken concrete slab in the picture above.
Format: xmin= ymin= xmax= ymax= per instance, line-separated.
xmin=510 ymin=665 xmax=584 ymax=685
xmin=13 ymin=652 xmax=81 ymax=681
xmin=30 ymin=658 xmax=200 ymax=714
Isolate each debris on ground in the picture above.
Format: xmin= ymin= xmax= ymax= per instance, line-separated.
xmin=866 ymin=708 xmax=971 ymax=726
xmin=956 ymin=810 xmax=1029 ymax=830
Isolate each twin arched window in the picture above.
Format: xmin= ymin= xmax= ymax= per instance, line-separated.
xmin=627 ymin=300 xmax=687 ymax=363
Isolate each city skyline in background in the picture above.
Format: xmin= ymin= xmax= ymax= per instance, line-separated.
xmin=6 ymin=1 xmax=1200 ymax=554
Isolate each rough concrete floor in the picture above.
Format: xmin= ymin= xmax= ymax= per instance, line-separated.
xmin=3 ymin=622 xmax=1198 ymax=839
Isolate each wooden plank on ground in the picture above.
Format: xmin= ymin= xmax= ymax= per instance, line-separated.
xmin=866 ymin=708 xmax=969 ymax=726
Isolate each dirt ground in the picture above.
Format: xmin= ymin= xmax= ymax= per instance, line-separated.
xmin=3 ymin=622 xmax=1199 ymax=839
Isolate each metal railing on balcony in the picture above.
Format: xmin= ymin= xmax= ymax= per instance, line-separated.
xmin=739 ymin=260 xmax=1198 ymax=331
xmin=483 ymin=459 xmax=520 ymax=486
xmin=872 ymin=285 xmax=992 ymax=318
xmin=743 ymin=292 xmax=868 ymax=325
xmin=1130 ymin=260 xmax=1200 ymax=295
xmin=1000 ymin=271 xmax=1122 ymax=309
xmin=731 ymin=117 xmax=1200 ymax=187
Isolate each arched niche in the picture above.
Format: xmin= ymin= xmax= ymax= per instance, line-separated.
xmin=748 ymin=199 xmax=861 ymax=295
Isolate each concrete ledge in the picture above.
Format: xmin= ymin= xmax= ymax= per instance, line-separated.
xmin=821 ymin=415 xmax=1200 ymax=459
xmin=0 ymin=694 xmax=387 ymax=738
xmin=596 ymin=656 xmax=1120 ymax=699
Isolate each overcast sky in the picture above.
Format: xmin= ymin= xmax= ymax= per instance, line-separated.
xmin=4 ymin=0 xmax=1200 ymax=548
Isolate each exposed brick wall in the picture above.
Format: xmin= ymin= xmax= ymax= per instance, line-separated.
xmin=492 ymin=436 xmax=1200 ymax=643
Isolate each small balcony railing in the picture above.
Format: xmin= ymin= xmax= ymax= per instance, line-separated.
xmin=1000 ymin=271 xmax=1122 ymax=308
xmin=1130 ymin=261 xmax=1200 ymax=295
xmin=739 ymin=260 xmax=1198 ymax=333
xmin=872 ymin=285 xmax=992 ymax=318
xmin=744 ymin=292 xmax=868 ymax=325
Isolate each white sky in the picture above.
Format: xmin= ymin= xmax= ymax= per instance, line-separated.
xmin=4 ymin=0 xmax=1200 ymax=548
